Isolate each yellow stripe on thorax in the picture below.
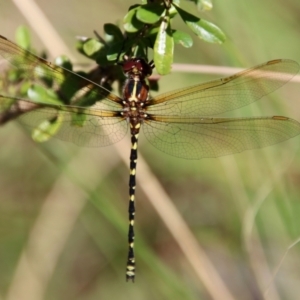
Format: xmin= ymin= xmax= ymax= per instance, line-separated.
xmin=128 ymin=80 xmax=138 ymax=102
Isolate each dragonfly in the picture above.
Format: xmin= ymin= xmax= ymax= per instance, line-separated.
xmin=0 ymin=35 xmax=299 ymax=282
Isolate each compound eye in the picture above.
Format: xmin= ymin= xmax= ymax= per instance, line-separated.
xmin=136 ymin=58 xmax=153 ymax=76
xmin=122 ymin=60 xmax=135 ymax=73
xmin=120 ymin=57 xmax=153 ymax=77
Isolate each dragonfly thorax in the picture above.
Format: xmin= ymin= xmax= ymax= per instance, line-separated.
xmin=122 ymin=76 xmax=149 ymax=133
xmin=120 ymin=57 xmax=153 ymax=131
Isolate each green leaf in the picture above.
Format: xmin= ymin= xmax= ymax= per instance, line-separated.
xmin=169 ymin=4 xmax=178 ymax=18
xmin=172 ymin=0 xmax=180 ymax=5
xmin=32 ymin=113 xmax=62 ymax=143
xmin=15 ymin=26 xmax=31 ymax=49
xmin=104 ymin=23 xmax=123 ymax=42
xmin=77 ymin=38 xmax=108 ymax=64
xmin=188 ymin=0 xmax=213 ymax=11
xmin=198 ymin=0 xmax=213 ymax=11
xmin=82 ymin=38 xmax=104 ymax=57
xmin=7 ymin=69 xmax=22 ymax=83
xmin=27 ymin=85 xmax=62 ymax=105
xmin=136 ymin=3 xmax=166 ymax=24
xmin=55 ymin=55 xmax=73 ymax=71
xmin=123 ymin=6 xmax=144 ymax=32
xmin=175 ymin=6 xmax=226 ymax=44
xmin=106 ymin=40 xmax=127 ymax=61
xmin=71 ymin=110 xmax=86 ymax=127
xmin=154 ymin=16 xmax=174 ymax=75
xmin=19 ymin=81 xmax=31 ymax=96
xmin=172 ymin=30 xmax=193 ymax=48
xmin=145 ymin=27 xmax=159 ymax=48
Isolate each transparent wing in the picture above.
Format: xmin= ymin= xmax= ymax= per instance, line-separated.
xmin=143 ymin=116 xmax=300 ymax=159
xmin=146 ymin=59 xmax=299 ymax=116
xmin=0 ymin=96 xmax=128 ymax=147
xmin=0 ymin=35 xmax=122 ymax=111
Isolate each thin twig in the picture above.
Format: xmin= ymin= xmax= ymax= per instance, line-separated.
xmin=172 ymin=63 xmax=300 ymax=83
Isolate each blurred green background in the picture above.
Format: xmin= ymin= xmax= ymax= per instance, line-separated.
xmin=0 ymin=0 xmax=300 ymax=299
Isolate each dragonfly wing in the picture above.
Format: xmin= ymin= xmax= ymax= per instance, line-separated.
xmin=0 ymin=35 xmax=122 ymax=111
xmin=0 ymin=96 xmax=128 ymax=147
xmin=143 ymin=116 xmax=300 ymax=159
xmin=146 ymin=59 xmax=299 ymax=116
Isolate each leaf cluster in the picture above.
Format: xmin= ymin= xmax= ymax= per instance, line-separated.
xmin=77 ymin=0 xmax=225 ymax=74
xmin=0 ymin=1 xmax=225 ymax=141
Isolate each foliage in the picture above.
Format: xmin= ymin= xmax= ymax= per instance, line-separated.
xmin=0 ymin=0 xmax=225 ymax=142
xmin=78 ymin=0 xmax=225 ymax=74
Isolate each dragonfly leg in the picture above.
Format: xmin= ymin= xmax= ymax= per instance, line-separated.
xmin=126 ymin=131 xmax=139 ymax=282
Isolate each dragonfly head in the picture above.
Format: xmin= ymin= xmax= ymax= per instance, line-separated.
xmin=120 ymin=56 xmax=154 ymax=79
